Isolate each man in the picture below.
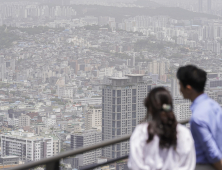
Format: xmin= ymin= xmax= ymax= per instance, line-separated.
xmin=177 ymin=65 xmax=222 ymax=170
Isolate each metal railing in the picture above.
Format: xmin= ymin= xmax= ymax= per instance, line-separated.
xmin=80 ymin=155 xmax=129 ymax=170
xmin=9 ymin=119 xmax=190 ymax=170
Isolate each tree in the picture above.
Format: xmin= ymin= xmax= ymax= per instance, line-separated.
xmin=172 ymin=36 xmax=177 ymax=44
xmin=180 ymin=47 xmax=189 ymax=53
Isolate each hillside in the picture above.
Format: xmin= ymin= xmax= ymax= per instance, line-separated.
xmin=134 ymin=0 xmax=164 ymax=8
xmin=72 ymin=5 xmax=220 ymax=22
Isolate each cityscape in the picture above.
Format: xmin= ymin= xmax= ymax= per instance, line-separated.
xmin=0 ymin=0 xmax=222 ymax=169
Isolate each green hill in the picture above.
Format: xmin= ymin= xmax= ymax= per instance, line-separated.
xmin=72 ymin=5 xmax=220 ymax=22
xmin=134 ymin=0 xmax=164 ymax=8
xmin=0 ymin=26 xmax=20 ymax=49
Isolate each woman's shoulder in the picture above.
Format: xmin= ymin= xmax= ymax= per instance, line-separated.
xmin=177 ymin=124 xmax=193 ymax=138
xmin=131 ymin=123 xmax=194 ymax=146
xmin=134 ymin=122 xmax=149 ymax=134
xmin=177 ymin=124 xmax=194 ymax=153
xmin=130 ymin=122 xmax=149 ymax=141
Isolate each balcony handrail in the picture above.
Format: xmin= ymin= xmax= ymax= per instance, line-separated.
xmin=80 ymin=155 xmax=129 ymax=170
xmin=9 ymin=118 xmax=190 ymax=170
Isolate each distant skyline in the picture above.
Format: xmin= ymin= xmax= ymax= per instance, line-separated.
xmin=1 ymin=0 xmax=222 ymax=168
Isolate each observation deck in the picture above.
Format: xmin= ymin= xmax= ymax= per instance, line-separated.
xmin=5 ymin=119 xmax=209 ymax=170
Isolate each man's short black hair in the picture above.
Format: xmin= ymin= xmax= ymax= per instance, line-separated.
xmin=176 ymin=65 xmax=207 ymax=93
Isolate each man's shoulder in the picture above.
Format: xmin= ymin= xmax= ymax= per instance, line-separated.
xmin=194 ymin=97 xmax=220 ymax=112
xmin=193 ymin=98 xmax=211 ymax=114
xmin=192 ymin=97 xmax=222 ymax=124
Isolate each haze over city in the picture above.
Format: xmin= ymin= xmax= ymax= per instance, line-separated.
xmin=0 ymin=0 xmax=222 ymax=169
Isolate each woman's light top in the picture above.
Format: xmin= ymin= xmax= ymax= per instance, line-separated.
xmin=128 ymin=123 xmax=196 ymax=170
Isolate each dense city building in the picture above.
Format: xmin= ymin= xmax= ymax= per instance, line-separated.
xmin=0 ymin=0 xmax=222 ymax=168
xmin=85 ymin=105 xmax=102 ymax=130
xmin=71 ymin=129 xmax=102 ymax=168
xmin=102 ymin=75 xmax=152 ymax=158
xmin=1 ymin=131 xmax=53 ymax=162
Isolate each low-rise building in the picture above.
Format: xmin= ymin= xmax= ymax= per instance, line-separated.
xmin=18 ymin=114 xmax=31 ymax=127
xmin=1 ymin=130 xmax=53 ymax=162
xmin=71 ymin=129 xmax=101 ymax=167
xmin=0 ymin=156 xmax=19 ymax=165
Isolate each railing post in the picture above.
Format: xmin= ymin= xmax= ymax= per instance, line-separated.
xmin=46 ymin=160 xmax=60 ymax=170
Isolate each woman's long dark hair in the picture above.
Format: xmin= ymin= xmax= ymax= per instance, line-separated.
xmin=144 ymin=87 xmax=177 ymax=149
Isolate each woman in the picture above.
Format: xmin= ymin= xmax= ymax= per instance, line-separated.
xmin=128 ymin=87 xmax=196 ymax=170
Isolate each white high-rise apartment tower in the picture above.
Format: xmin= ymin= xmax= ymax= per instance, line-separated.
xmin=102 ymin=75 xmax=152 ymax=159
xmin=85 ymin=106 xmax=102 ymax=130
xmin=173 ymin=98 xmax=191 ymax=122
xmin=0 ymin=62 xmax=6 ymax=81
xmin=171 ymin=78 xmax=181 ymax=98
xmin=148 ymin=60 xmax=167 ymax=81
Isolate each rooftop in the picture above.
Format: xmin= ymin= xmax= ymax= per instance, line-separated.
xmin=2 ymin=131 xmax=53 ymax=141
xmin=108 ymin=77 xmax=129 ymax=80
xmin=0 ymin=156 xmax=19 ymax=159
xmin=126 ymin=74 xmax=145 ymax=77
